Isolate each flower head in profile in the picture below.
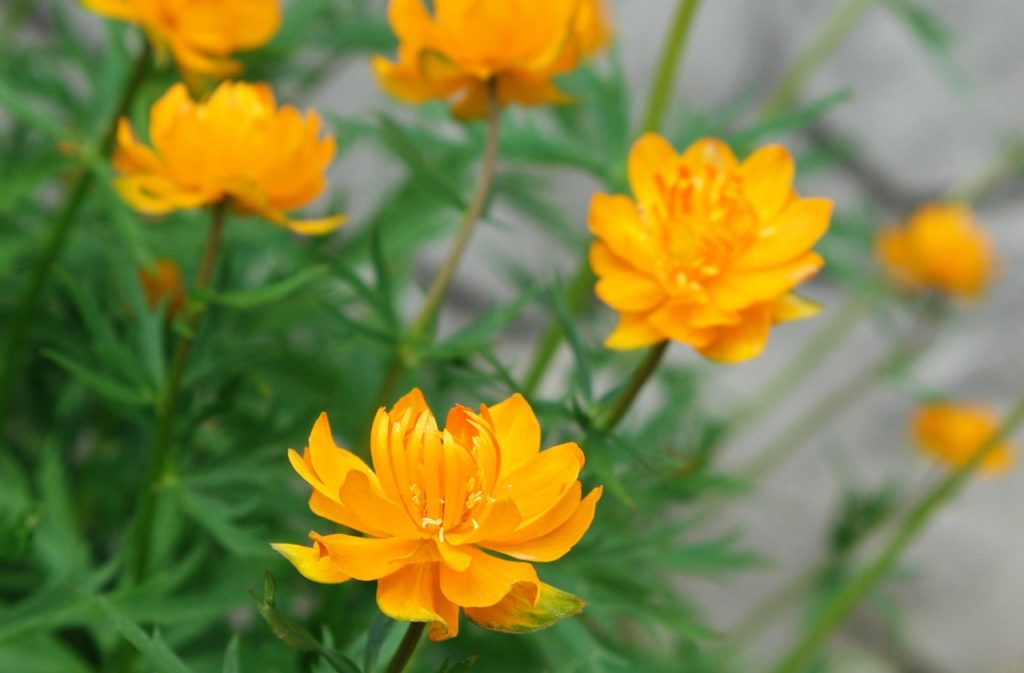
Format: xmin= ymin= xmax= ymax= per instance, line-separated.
xmin=589 ymin=134 xmax=833 ymax=363
xmin=274 ymin=389 xmax=602 ymax=641
xmin=139 ymin=259 xmax=185 ymax=317
xmin=114 ymin=81 xmax=344 ymax=235
xmin=912 ymin=403 xmax=1014 ymax=475
xmin=876 ymin=203 xmax=996 ymax=299
xmin=372 ymin=0 xmax=611 ymax=119
xmin=82 ymin=0 xmax=281 ymax=78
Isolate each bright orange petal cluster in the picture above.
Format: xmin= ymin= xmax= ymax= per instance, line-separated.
xmin=274 ymin=389 xmax=602 ymax=641
xmin=114 ymin=82 xmax=345 ymax=235
xmin=589 ymin=134 xmax=833 ymax=363
xmin=82 ymin=0 xmax=280 ymax=77
xmin=139 ymin=259 xmax=185 ymax=318
xmin=876 ymin=203 xmax=996 ymax=299
xmin=912 ymin=404 xmax=1014 ymax=475
xmin=372 ymin=0 xmax=611 ymax=119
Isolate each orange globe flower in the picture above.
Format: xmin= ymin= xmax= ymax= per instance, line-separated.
xmin=589 ymin=134 xmax=833 ymax=363
xmin=114 ymin=81 xmax=345 ymax=235
xmin=139 ymin=259 xmax=186 ymax=317
xmin=372 ymin=0 xmax=611 ymax=119
xmin=876 ymin=203 xmax=996 ymax=299
xmin=912 ymin=404 xmax=1014 ymax=475
xmin=274 ymin=389 xmax=602 ymax=641
xmin=82 ymin=0 xmax=280 ymax=78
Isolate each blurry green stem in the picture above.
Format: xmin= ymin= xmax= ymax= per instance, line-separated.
xmin=130 ymin=203 xmax=226 ymax=583
xmin=0 ymin=45 xmax=151 ymax=423
xmin=947 ymin=139 xmax=1024 ymax=203
xmin=761 ymin=0 xmax=881 ymax=116
xmin=521 ymin=0 xmax=701 ymax=398
xmin=767 ymin=390 xmax=1024 ymax=673
xmin=599 ymin=341 xmax=670 ymax=433
xmin=725 ymin=295 xmax=870 ymax=444
xmin=641 ymin=0 xmax=703 ymax=134
xmin=520 ymin=261 xmax=594 ymax=396
xmin=384 ymin=622 xmax=425 ymax=673
xmin=372 ymin=81 xmax=501 ymax=409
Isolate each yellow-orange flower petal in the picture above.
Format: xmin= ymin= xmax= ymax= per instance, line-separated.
xmin=138 ymin=259 xmax=185 ymax=318
xmin=373 ymin=0 xmax=611 ymax=119
xmin=82 ymin=0 xmax=280 ymax=78
xmin=589 ymin=133 xmax=833 ymax=363
xmin=876 ymin=203 xmax=996 ymax=299
xmin=112 ymin=82 xmax=344 ymax=235
xmin=274 ymin=389 xmax=601 ymax=640
xmin=911 ymin=404 xmax=1015 ymax=475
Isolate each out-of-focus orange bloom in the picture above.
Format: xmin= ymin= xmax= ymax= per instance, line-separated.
xmin=114 ymin=82 xmax=344 ymax=235
xmin=81 ymin=0 xmax=280 ymax=78
xmin=589 ymin=133 xmax=833 ymax=363
xmin=876 ymin=203 xmax=996 ymax=299
xmin=139 ymin=259 xmax=186 ymax=317
xmin=274 ymin=389 xmax=602 ymax=641
xmin=372 ymin=0 xmax=611 ymax=120
xmin=912 ymin=404 xmax=1014 ymax=475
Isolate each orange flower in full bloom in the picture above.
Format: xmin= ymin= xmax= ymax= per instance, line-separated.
xmin=139 ymin=259 xmax=186 ymax=317
xmin=912 ymin=404 xmax=1014 ymax=475
xmin=372 ymin=0 xmax=611 ymax=119
xmin=589 ymin=134 xmax=833 ymax=363
xmin=274 ymin=389 xmax=602 ymax=641
xmin=876 ymin=203 xmax=996 ymax=299
xmin=81 ymin=0 xmax=280 ymax=78
xmin=114 ymin=82 xmax=344 ymax=235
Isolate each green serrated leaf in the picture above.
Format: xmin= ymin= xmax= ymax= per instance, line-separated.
xmin=208 ymin=265 xmax=329 ymax=309
xmin=95 ymin=596 xmax=197 ymax=673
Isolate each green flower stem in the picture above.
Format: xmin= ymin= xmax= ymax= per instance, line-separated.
xmin=760 ymin=0 xmax=882 ymax=116
xmin=519 ymin=0 xmax=702 ymax=399
xmin=725 ymin=295 xmax=870 ymax=444
xmin=947 ymin=139 xmax=1024 ymax=204
xmin=520 ymin=261 xmax=594 ymax=397
xmin=0 ymin=45 xmax=151 ymax=423
xmin=130 ymin=203 xmax=227 ymax=583
xmin=767 ymin=390 xmax=1024 ymax=673
xmin=641 ymin=0 xmax=704 ymax=134
xmin=599 ymin=341 xmax=670 ymax=433
xmin=372 ymin=81 xmax=502 ymax=410
xmin=384 ymin=622 xmax=425 ymax=673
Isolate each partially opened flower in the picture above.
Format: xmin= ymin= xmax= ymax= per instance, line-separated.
xmin=82 ymin=0 xmax=280 ymax=78
xmin=876 ymin=203 xmax=996 ymax=299
xmin=114 ymin=81 xmax=345 ymax=235
xmin=589 ymin=133 xmax=833 ymax=363
xmin=912 ymin=404 xmax=1014 ymax=475
xmin=372 ymin=0 xmax=611 ymax=119
xmin=274 ymin=389 xmax=602 ymax=641
xmin=139 ymin=259 xmax=185 ymax=317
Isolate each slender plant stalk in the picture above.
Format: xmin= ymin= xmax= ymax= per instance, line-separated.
xmin=0 ymin=45 xmax=151 ymax=422
xmin=946 ymin=139 xmax=1024 ymax=203
xmin=766 ymin=390 xmax=1024 ymax=673
xmin=519 ymin=0 xmax=703 ymax=397
xmin=384 ymin=622 xmax=425 ymax=673
xmin=520 ymin=261 xmax=594 ymax=396
xmin=761 ymin=0 xmax=882 ymax=116
xmin=641 ymin=0 xmax=704 ymax=134
xmin=599 ymin=341 xmax=670 ymax=433
xmin=371 ymin=81 xmax=502 ymax=409
xmin=130 ymin=203 xmax=227 ymax=583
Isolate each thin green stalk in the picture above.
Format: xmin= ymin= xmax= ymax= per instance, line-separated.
xmin=947 ymin=139 xmax=1024 ymax=204
xmin=641 ymin=0 xmax=704 ymax=134
xmin=767 ymin=390 xmax=1024 ymax=673
xmin=761 ymin=0 xmax=882 ymax=116
xmin=384 ymin=622 xmax=425 ymax=673
xmin=0 ymin=45 xmax=151 ymax=422
xmin=130 ymin=203 xmax=226 ymax=583
xmin=520 ymin=261 xmax=594 ymax=397
xmin=599 ymin=341 xmax=670 ymax=433
xmin=519 ymin=0 xmax=702 ymax=398
xmin=371 ymin=81 xmax=502 ymax=409
xmin=726 ymin=295 xmax=870 ymax=441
